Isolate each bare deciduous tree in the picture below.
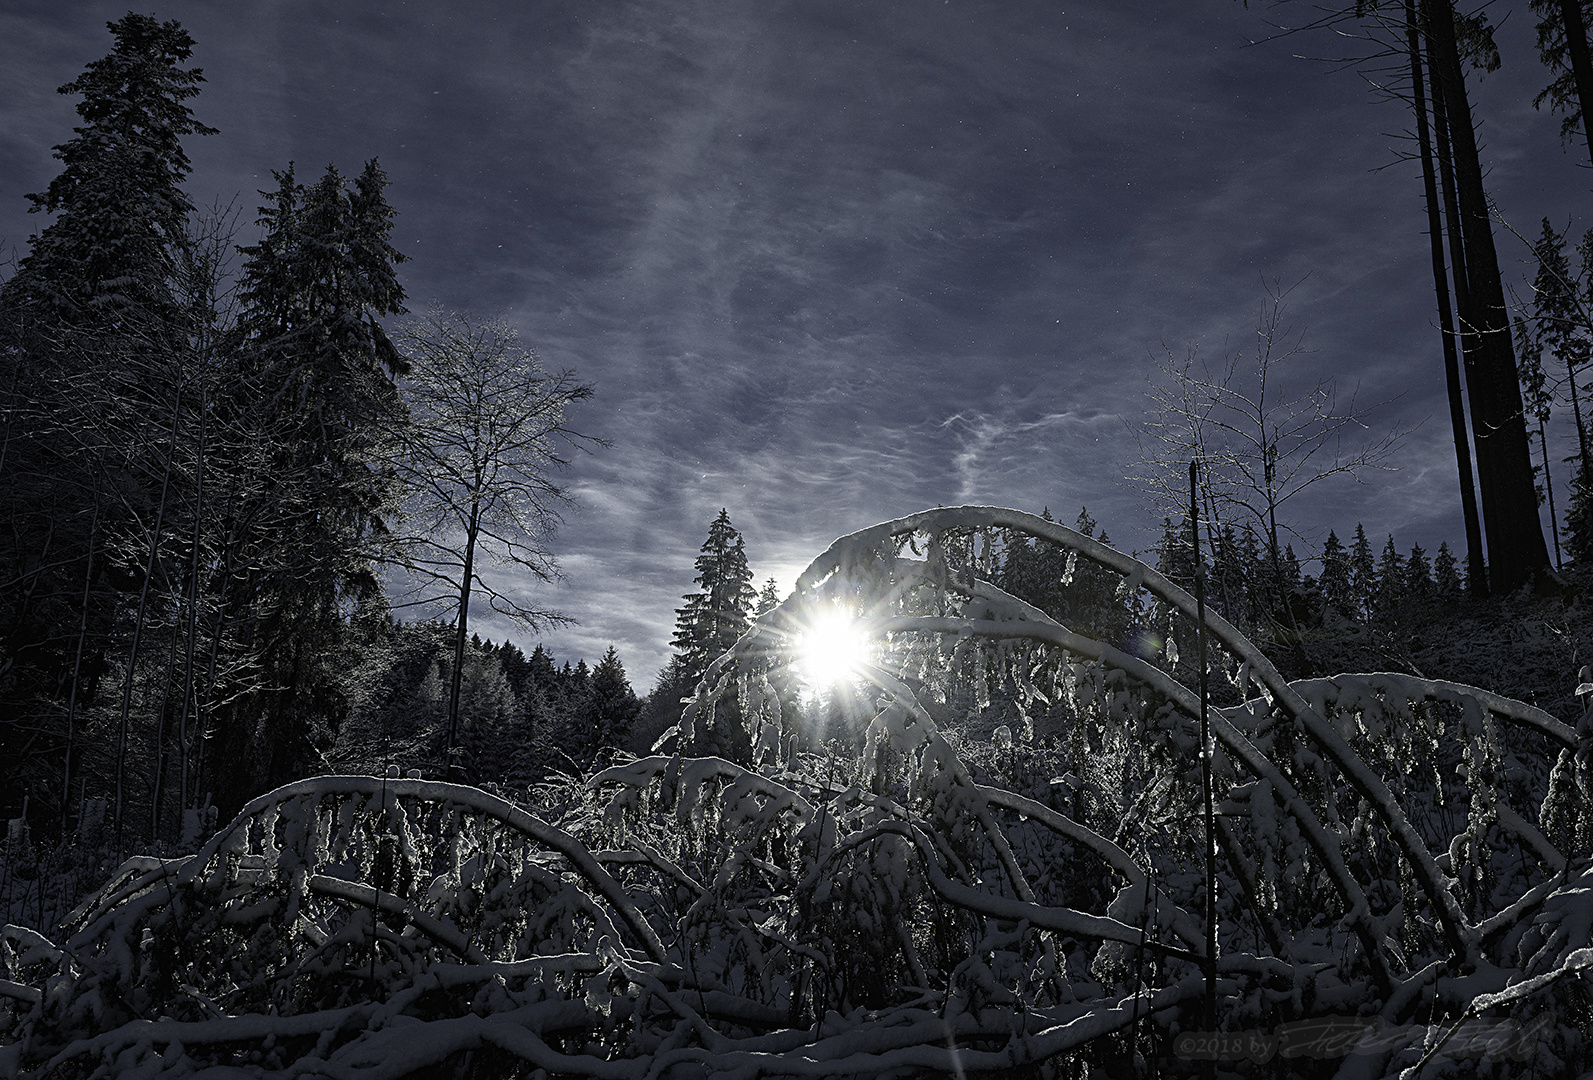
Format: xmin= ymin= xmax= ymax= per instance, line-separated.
xmin=387 ymin=309 xmax=599 ymax=760
xmin=1131 ymin=282 xmax=1405 ymax=622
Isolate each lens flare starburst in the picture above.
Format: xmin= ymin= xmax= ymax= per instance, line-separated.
xmin=794 ymin=609 xmax=869 ymax=689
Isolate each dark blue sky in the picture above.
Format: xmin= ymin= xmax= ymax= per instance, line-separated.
xmin=2 ymin=1 xmax=1586 ymax=683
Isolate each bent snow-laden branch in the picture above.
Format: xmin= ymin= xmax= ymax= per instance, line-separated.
xmin=5 ymin=505 xmax=1589 ymax=1078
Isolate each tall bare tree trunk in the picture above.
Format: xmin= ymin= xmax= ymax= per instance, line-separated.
xmin=193 ymin=534 xmax=233 ymax=808
xmin=1428 ymin=25 xmax=1490 ymax=595
xmin=150 ymin=600 xmax=182 ymax=844
xmin=1568 ymin=347 xmax=1592 ymax=479
xmin=1426 ymin=0 xmax=1554 ymax=593
xmin=446 ymin=501 xmax=482 ymax=771
xmin=1408 ymin=0 xmax=1486 ymax=596
xmin=1540 ymin=419 xmax=1564 ymax=568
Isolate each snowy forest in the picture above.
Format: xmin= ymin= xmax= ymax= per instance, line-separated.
xmin=4 ymin=5 xmax=1593 ymax=1080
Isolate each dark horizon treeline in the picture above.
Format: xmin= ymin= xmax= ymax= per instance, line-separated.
xmin=1001 ymin=508 xmax=1480 ymax=679
xmin=1154 ymin=514 xmax=1470 ymax=630
xmin=334 ymin=622 xmax=641 ymax=787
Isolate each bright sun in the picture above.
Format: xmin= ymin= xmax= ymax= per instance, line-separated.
xmin=795 ymin=610 xmax=870 ymax=688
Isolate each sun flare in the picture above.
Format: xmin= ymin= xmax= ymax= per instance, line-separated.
xmin=795 ymin=610 xmax=869 ymax=688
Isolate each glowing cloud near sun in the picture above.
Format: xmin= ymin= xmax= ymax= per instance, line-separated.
xmin=794 ymin=609 xmax=870 ymax=688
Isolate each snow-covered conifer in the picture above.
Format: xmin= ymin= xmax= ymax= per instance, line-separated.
xmin=1374 ymin=534 xmax=1405 ymax=617
xmin=670 ymin=509 xmax=757 ymax=683
xmin=756 ymin=577 xmax=781 ymax=616
xmin=1319 ymin=529 xmax=1353 ymax=615
xmin=1349 ymin=523 xmax=1376 ymax=618
xmin=1434 ymin=540 xmax=1463 ymax=599
xmin=1405 ymin=542 xmax=1433 ymax=600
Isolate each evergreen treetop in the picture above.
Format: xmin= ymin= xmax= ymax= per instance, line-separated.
xmin=1156 ymin=514 xmax=1197 ymax=590
xmin=1349 ymin=525 xmax=1376 ymax=618
xmin=203 ymin=157 xmax=411 ymax=802
xmin=1281 ymin=544 xmax=1303 ymax=594
xmin=579 ymin=646 xmax=641 ymax=756
xmin=7 ymin=13 xmax=216 ymax=327
xmin=1374 ymin=535 xmax=1405 ymax=616
xmin=756 ymin=578 xmax=782 ymax=616
xmin=1406 ymin=543 xmax=1434 ymax=599
xmin=1319 ymin=529 xmax=1352 ymax=616
xmin=1434 ymin=541 xmax=1463 ymax=599
xmin=528 ymin=644 xmax=558 ymax=685
xmin=1209 ymin=524 xmax=1249 ymax=628
xmin=1525 ymin=220 xmax=1584 ymax=376
xmin=229 ymin=159 xmax=409 ymax=558
xmin=671 ymin=509 xmax=757 ymax=681
xmin=234 ymin=161 xmax=408 ymax=375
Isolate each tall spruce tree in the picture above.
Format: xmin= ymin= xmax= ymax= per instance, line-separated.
xmin=671 ymin=509 xmax=757 ymax=685
xmin=1374 ymin=535 xmax=1407 ymax=618
xmin=1237 ymin=525 xmax=1264 ymax=628
xmin=1524 ymin=222 xmax=1591 ymax=473
xmin=1519 ymin=219 xmax=1593 ymax=567
xmin=666 ymin=513 xmax=757 ymax=765
xmin=1281 ymin=544 xmax=1303 ymax=595
xmin=1319 ymin=530 xmax=1353 ymax=617
xmin=575 ymin=647 xmax=642 ymax=760
xmin=1406 ymin=543 xmax=1435 ymax=600
xmin=1349 ymin=525 xmax=1377 ymax=620
xmin=1156 ymin=514 xmax=1197 ymax=592
xmin=1434 ymin=541 xmax=1463 ymax=598
xmin=1210 ymin=524 xmax=1250 ymax=629
xmin=2 ymin=13 xmax=215 ymax=330
xmin=0 ymin=14 xmax=216 ymax=829
xmin=208 ymin=160 xmax=409 ymax=810
xmin=1520 ymin=222 xmax=1593 ymax=566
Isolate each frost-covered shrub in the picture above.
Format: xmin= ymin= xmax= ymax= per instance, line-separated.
xmin=4 ymin=506 xmax=1591 ymax=1079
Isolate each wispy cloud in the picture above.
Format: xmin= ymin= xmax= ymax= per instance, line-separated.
xmin=2 ymin=0 xmax=1580 ymax=682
